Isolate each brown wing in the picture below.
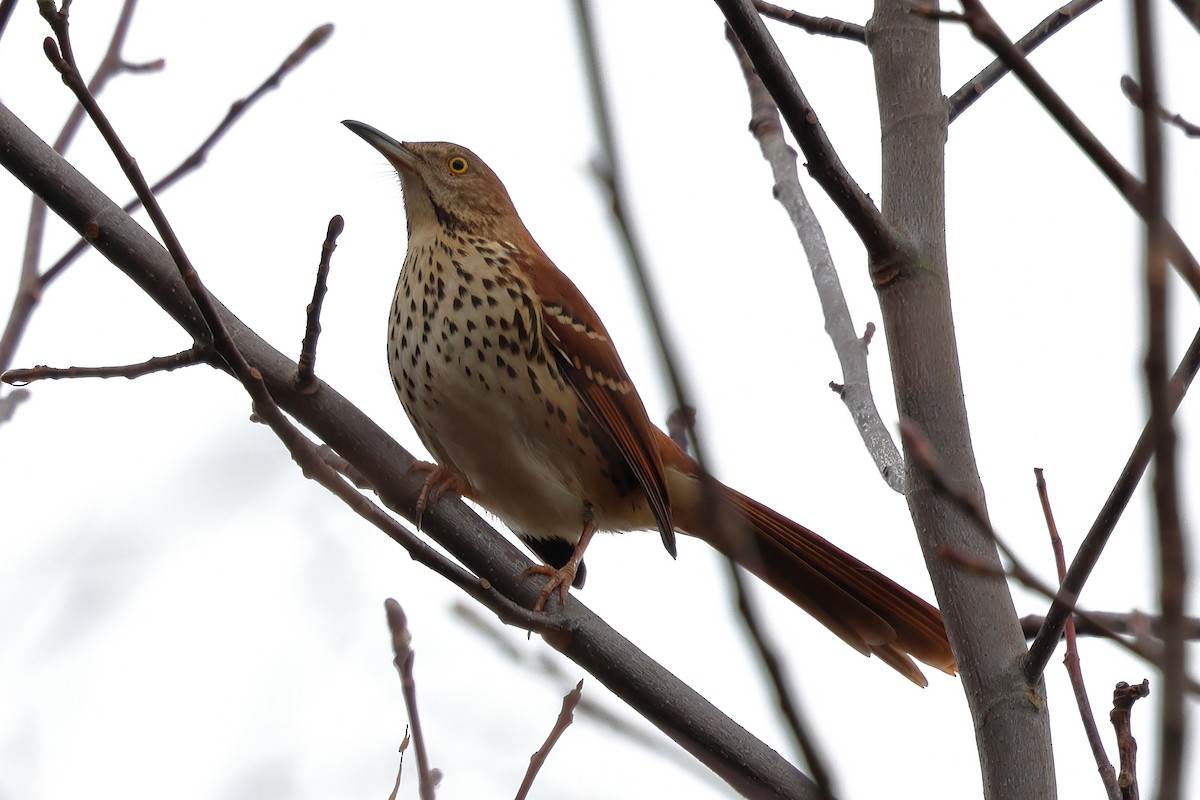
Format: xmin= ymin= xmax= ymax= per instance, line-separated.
xmin=521 ymin=248 xmax=676 ymax=557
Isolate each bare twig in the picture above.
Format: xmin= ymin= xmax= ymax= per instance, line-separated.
xmin=729 ymin=564 xmax=836 ymax=798
xmin=1121 ymin=76 xmax=1200 ymax=138
xmin=1133 ymin=4 xmax=1187 ymax=797
xmin=3 ymin=346 xmax=214 ymax=384
xmin=450 ymin=601 xmax=721 ymax=788
xmin=930 ymin=0 xmax=1200 ymax=299
xmin=514 ymin=680 xmax=584 ymax=800
xmin=39 ymin=22 xmax=334 ymax=290
xmin=1111 ymin=680 xmax=1150 ymax=800
xmin=385 ymin=600 xmax=438 ymax=800
xmin=296 ymin=215 xmax=344 ymax=394
xmin=0 ymin=0 xmax=18 ymax=43
xmin=1169 ymin=0 xmax=1200 ymax=33
xmin=718 ymin=0 xmax=907 ymax=266
xmin=904 ymin=420 xmax=1200 ymax=693
xmin=1020 ymin=612 xmax=1200 ymax=641
xmin=1025 ymin=322 xmax=1200 ymax=681
xmin=940 ymin=546 xmax=1200 ymax=694
xmin=727 ymin=26 xmax=905 ymax=494
xmin=1036 ymin=469 xmax=1119 ymax=800
xmin=0 ymin=0 xmax=150 ymax=413
xmin=1 ymin=14 xmax=331 ymax=430
xmin=947 ymin=0 xmax=1104 ymax=122
xmin=752 ymin=1 xmax=865 ymax=42
xmin=571 ymin=0 xmax=699 ymax=454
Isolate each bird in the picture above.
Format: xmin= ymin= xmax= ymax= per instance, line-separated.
xmin=343 ymin=120 xmax=956 ymax=686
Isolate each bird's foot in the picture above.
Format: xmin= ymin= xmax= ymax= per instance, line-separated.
xmin=523 ymin=562 xmax=579 ymax=612
xmin=406 ymin=461 xmax=464 ymax=528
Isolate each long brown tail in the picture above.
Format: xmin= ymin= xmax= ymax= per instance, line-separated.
xmin=660 ymin=433 xmax=956 ymax=686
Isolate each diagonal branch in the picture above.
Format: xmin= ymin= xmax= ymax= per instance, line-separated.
xmin=1036 ymin=468 xmax=1119 ymax=800
xmin=1025 ymin=323 xmax=1200 ymax=680
xmin=727 ymin=27 xmax=905 ymax=494
xmin=3 ymin=346 xmax=215 ymax=383
xmin=752 ymin=1 xmax=865 ymax=42
xmin=0 ymin=0 xmax=150 ymax=399
xmin=717 ymin=0 xmax=910 ymax=270
xmin=1132 ymin=2 xmax=1187 ymax=796
xmin=933 ymin=0 xmax=1200 ymax=299
xmin=40 ymin=22 xmax=333 ymax=290
xmin=948 ymin=0 xmax=1104 ymax=122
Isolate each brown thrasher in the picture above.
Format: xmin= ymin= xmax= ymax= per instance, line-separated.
xmin=344 ymin=120 xmax=956 ymax=686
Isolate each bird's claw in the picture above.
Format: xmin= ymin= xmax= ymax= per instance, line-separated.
xmin=407 ymin=461 xmax=463 ymax=529
xmin=523 ymin=562 xmax=578 ymax=612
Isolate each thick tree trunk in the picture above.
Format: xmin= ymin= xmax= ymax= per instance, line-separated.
xmin=866 ymin=3 xmax=1058 ymax=797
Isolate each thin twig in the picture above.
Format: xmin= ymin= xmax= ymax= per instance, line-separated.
xmin=514 ymin=680 xmax=584 ymax=800
xmin=0 ymin=0 xmax=19 ymax=43
xmin=1020 ymin=612 xmax=1200 ymax=641
xmin=571 ymin=0 xmax=699 ymax=455
xmin=296 ymin=215 xmax=344 ymax=394
xmin=1121 ymin=76 xmax=1200 ymax=138
xmin=39 ymin=22 xmax=334 ymax=290
xmin=927 ymin=0 xmax=1200 ymax=299
xmin=0 ymin=0 xmax=149 ymax=411
xmin=3 ymin=346 xmax=214 ymax=384
xmin=752 ymin=1 xmax=865 ymax=42
xmin=729 ymin=563 xmax=836 ymax=798
xmin=903 ymin=419 xmax=1200 ymax=693
xmin=718 ymin=0 xmax=907 ymax=266
xmin=1168 ymin=0 xmax=1200 ymax=33
xmin=1036 ymin=468 xmax=1119 ymax=800
xmin=1025 ymin=322 xmax=1200 ymax=681
xmin=1133 ymin=3 xmax=1186 ymax=797
xmin=947 ymin=0 xmax=1104 ymax=122
xmin=385 ymin=600 xmax=438 ymax=800
xmin=940 ymin=546 xmax=1200 ymax=694
xmin=450 ymin=601 xmax=720 ymax=787
xmin=727 ymin=26 xmax=905 ymax=494
xmin=1111 ymin=680 xmax=1150 ymax=800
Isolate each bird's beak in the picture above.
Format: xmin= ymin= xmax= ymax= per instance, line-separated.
xmin=342 ymin=120 xmax=416 ymax=172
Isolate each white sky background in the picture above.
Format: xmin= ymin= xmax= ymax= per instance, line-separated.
xmin=0 ymin=1 xmax=1197 ymax=798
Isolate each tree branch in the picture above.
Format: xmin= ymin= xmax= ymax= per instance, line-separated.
xmin=1036 ymin=469 xmax=1119 ymax=800
xmin=752 ymin=2 xmax=865 ymax=42
xmin=727 ymin=26 xmax=906 ymax=494
xmin=1025 ymin=323 xmax=1200 ymax=681
xmin=385 ymin=600 xmax=439 ymax=800
xmin=948 ymin=0 xmax=1104 ymax=122
xmin=3 ymin=346 xmax=215 ymax=384
xmin=932 ymin=0 xmax=1200 ymax=299
xmin=717 ymin=0 xmax=911 ymax=270
xmin=1132 ymin=2 xmax=1187 ymax=796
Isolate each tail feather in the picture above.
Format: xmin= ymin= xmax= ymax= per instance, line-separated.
xmin=660 ymin=434 xmax=956 ymax=685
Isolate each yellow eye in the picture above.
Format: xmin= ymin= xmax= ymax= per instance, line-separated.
xmin=447 ymin=156 xmax=469 ymax=175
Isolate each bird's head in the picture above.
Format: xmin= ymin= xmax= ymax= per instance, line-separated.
xmin=343 ymin=120 xmax=521 ymax=241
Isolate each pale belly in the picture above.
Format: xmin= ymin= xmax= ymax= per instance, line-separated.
xmin=387 ymin=242 xmax=651 ymax=543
